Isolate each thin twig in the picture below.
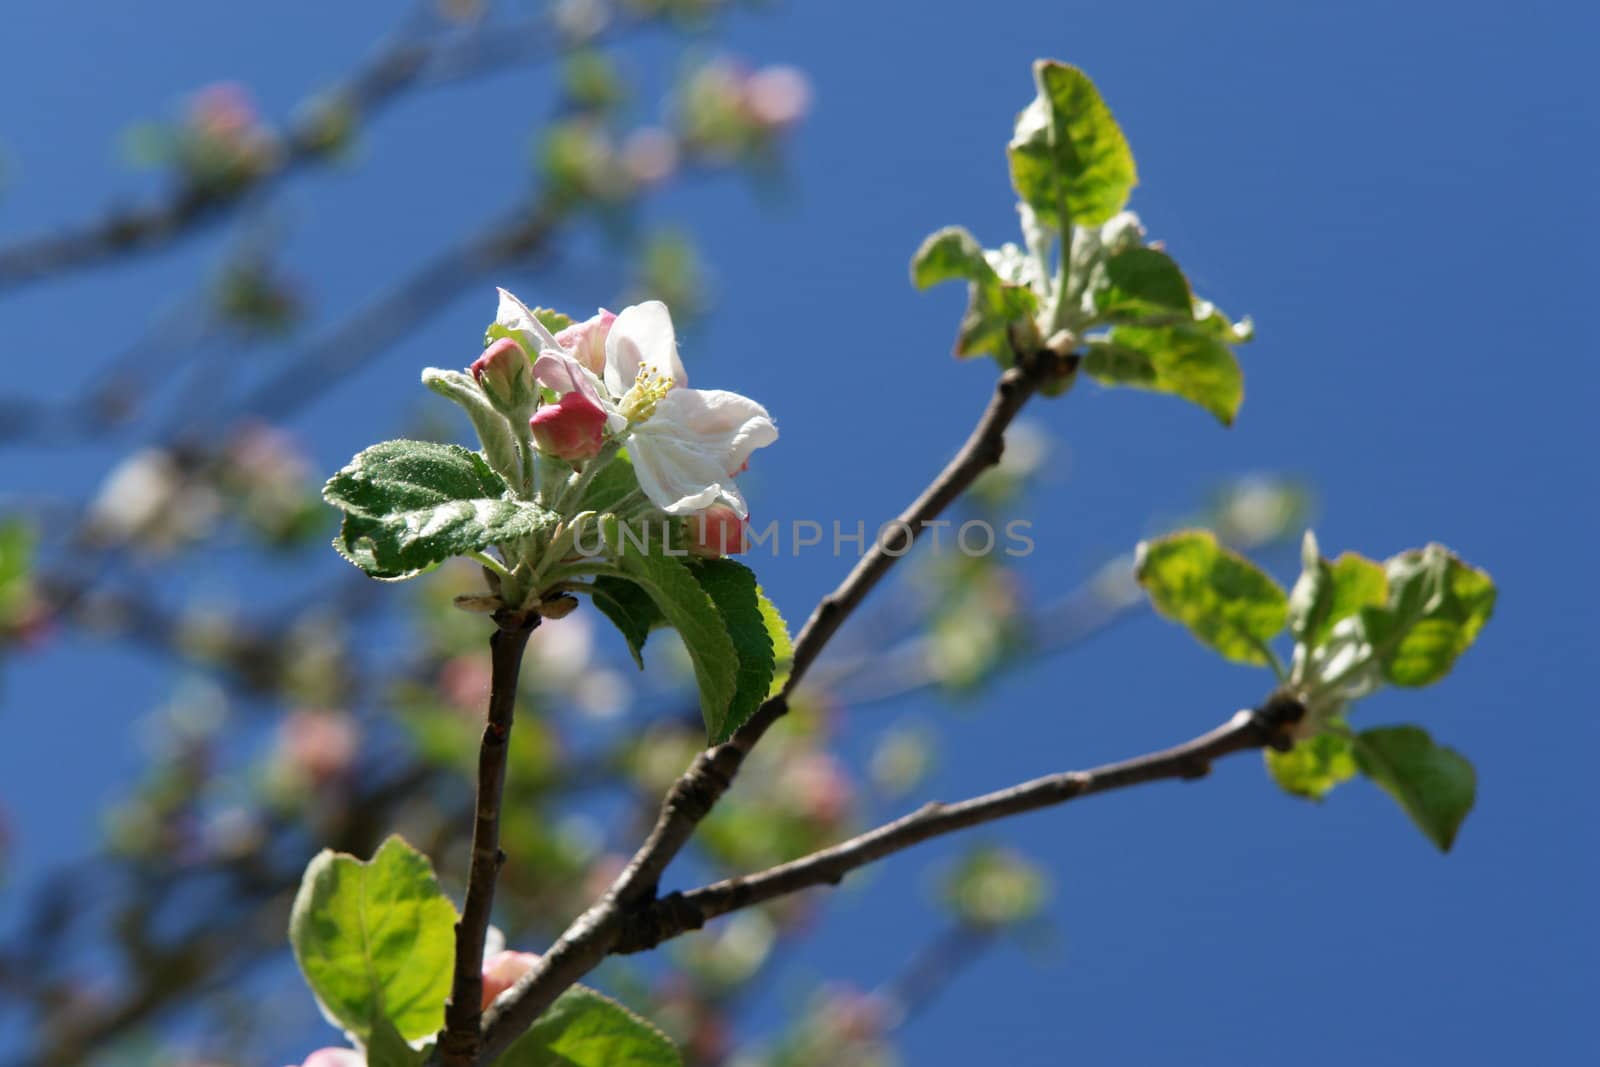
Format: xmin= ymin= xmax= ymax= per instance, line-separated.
xmin=0 ymin=14 xmax=586 ymax=291
xmin=611 ymin=693 xmax=1305 ymax=953
xmin=474 ymin=350 xmax=1077 ymax=1062
xmin=439 ymin=611 xmax=538 ymax=1067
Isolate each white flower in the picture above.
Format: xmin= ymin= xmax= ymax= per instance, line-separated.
xmin=604 ymin=302 xmax=776 ymax=515
xmin=508 ymin=288 xmax=777 ymax=516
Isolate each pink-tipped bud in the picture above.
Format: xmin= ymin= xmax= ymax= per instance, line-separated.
xmin=553 ymin=309 xmax=617 ymax=376
xmin=688 ymin=506 xmax=748 ymax=557
xmin=481 ymin=950 xmax=541 ymax=1010
xmin=471 ymin=338 xmax=537 ymax=418
xmin=530 ymin=391 xmax=607 ymax=461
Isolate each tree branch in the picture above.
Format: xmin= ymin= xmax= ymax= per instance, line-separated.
xmin=612 ymin=693 xmax=1305 ymax=953
xmin=0 ymin=15 xmax=590 ymax=291
xmin=473 ymin=350 xmax=1077 ymax=1062
xmin=438 ymin=611 xmax=538 ymax=1067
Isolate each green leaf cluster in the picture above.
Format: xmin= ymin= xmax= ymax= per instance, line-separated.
xmin=289 ymin=835 xmax=681 ymax=1065
xmin=910 ymin=60 xmax=1252 ymax=424
xmin=324 ymin=440 xmax=561 ymax=581
xmin=1134 ymin=529 xmax=1494 ymax=851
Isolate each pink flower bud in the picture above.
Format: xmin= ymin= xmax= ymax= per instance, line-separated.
xmin=278 ymin=710 xmax=358 ymax=786
xmin=552 ymin=310 xmax=617 ymax=376
xmin=688 ymin=506 xmax=748 ymax=557
xmin=471 ymin=337 xmax=537 ymax=417
xmin=481 ymin=950 xmax=541 ymax=1010
xmin=530 ymin=391 xmax=608 ymax=461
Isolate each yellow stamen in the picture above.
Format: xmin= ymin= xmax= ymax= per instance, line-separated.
xmin=618 ymin=364 xmax=674 ymax=423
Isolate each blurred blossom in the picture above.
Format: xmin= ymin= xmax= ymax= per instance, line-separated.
xmin=814 ymin=984 xmax=892 ymax=1046
xmin=86 ymin=448 xmax=219 ymax=552
xmin=742 ymin=65 xmax=811 ymax=129
xmin=869 ymin=725 xmax=935 ymax=797
xmin=202 ymin=805 xmax=265 ymax=860
xmin=221 ymin=420 xmax=324 ymax=547
xmin=552 ymin=0 xmax=610 ymax=42
xmin=672 ymin=909 xmax=776 ymax=988
xmin=940 ymin=845 xmax=1049 ymax=928
xmin=573 ymin=666 xmax=630 ymax=719
xmin=181 ymin=82 xmax=278 ymax=189
xmin=439 ymin=652 xmax=493 ymax=714
xmin=581 ymin=851 xmax=628 ymax=901
xmin=526 ymin=613 xmax=596 ymax=687
xmin=622 ymin=126 xmax=679 ymax=185
xmin=777 ymin=751 xmax=854 ymax=826
xmin=188 ymin=82 xmax=257 ymax=142
xmin=275 ymin=709 xmax=359 ymax=787
xmin=676 ymin=57 xmax=810 ymax=164
xmin=1210 ymin=476 xmax=1310 ymax=549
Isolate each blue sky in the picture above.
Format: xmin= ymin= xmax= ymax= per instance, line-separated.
xmin=2 ymin=0 xmax=1596 ymax=1063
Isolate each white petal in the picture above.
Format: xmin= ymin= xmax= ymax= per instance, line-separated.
xmin=605 ymin=300 xmax=686 ymax=396
xmin=655 ymin=388 xmax=778 ymax=474
xmin=497 ymin=288 xmax=561 ymax=351
xmin=629 ymin=428 xmax=732 ymax=515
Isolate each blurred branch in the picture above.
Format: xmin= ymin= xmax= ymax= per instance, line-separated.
xmin=0 ymin=8 xmax=615 ymax=292
xmin=613 ymin=694 xmax=1305 ymax=953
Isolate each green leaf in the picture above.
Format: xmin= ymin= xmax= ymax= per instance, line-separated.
xmin=1287 ymin=531 xmax=1389 ymax=647
xmin=422 ymin=368 xmax=523 ymax=486
xmin=590 ymin=574 xmax=662 ymax=668
xmin=1359 ymin=545 xmax=1496 ymax=687
xmin=910 ymin=226 xmax=1039 ymax=364
xmin=0 ymin=518 xmax=34 ymax=620
xmin=607 ymin=528 xmax=740 ymax=742
xmin=1083 ymin=324 xmax=1244 ymax=425
xmin=492 ymin=986 xmax=680 ymax=1067
xmin=289 ymin=835 xmax=458 ymax=1045
xmin=367 ymin=1017 xmax=428 ymax=1067
xmin=1008 ymin=60 xmax=1137 ymax=228
xmin=688 ymin=559 xmax=776 ymax=735
xmin=1265 ymin=728 xmax=1357 ymax=800
xmin=1094 ymin=247 xmax=1191 ymax=318
xmin=758 ymin=585 xmax=793 ymax=698
xmin=1135 ymin=529 xmax=1288 ymax=665
xmin=577 ymin=449 xmax=642 ymax=515
xmin=1355 ymin=726 xmax=1476 ymax=851
xmin=324 ymin=440 xmax=560 ymax=580
xmin=1192 ymin=299 xmax=1256 ymax=344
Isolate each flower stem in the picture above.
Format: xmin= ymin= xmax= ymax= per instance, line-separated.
xmin=438 ymin=614 xmax=538 ymax=1066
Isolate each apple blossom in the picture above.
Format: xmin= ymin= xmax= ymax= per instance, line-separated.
xmin=501 ymin=289 xmax=777 ymax=515
xmin=600 ymin=300 xmax=776 ymax=515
